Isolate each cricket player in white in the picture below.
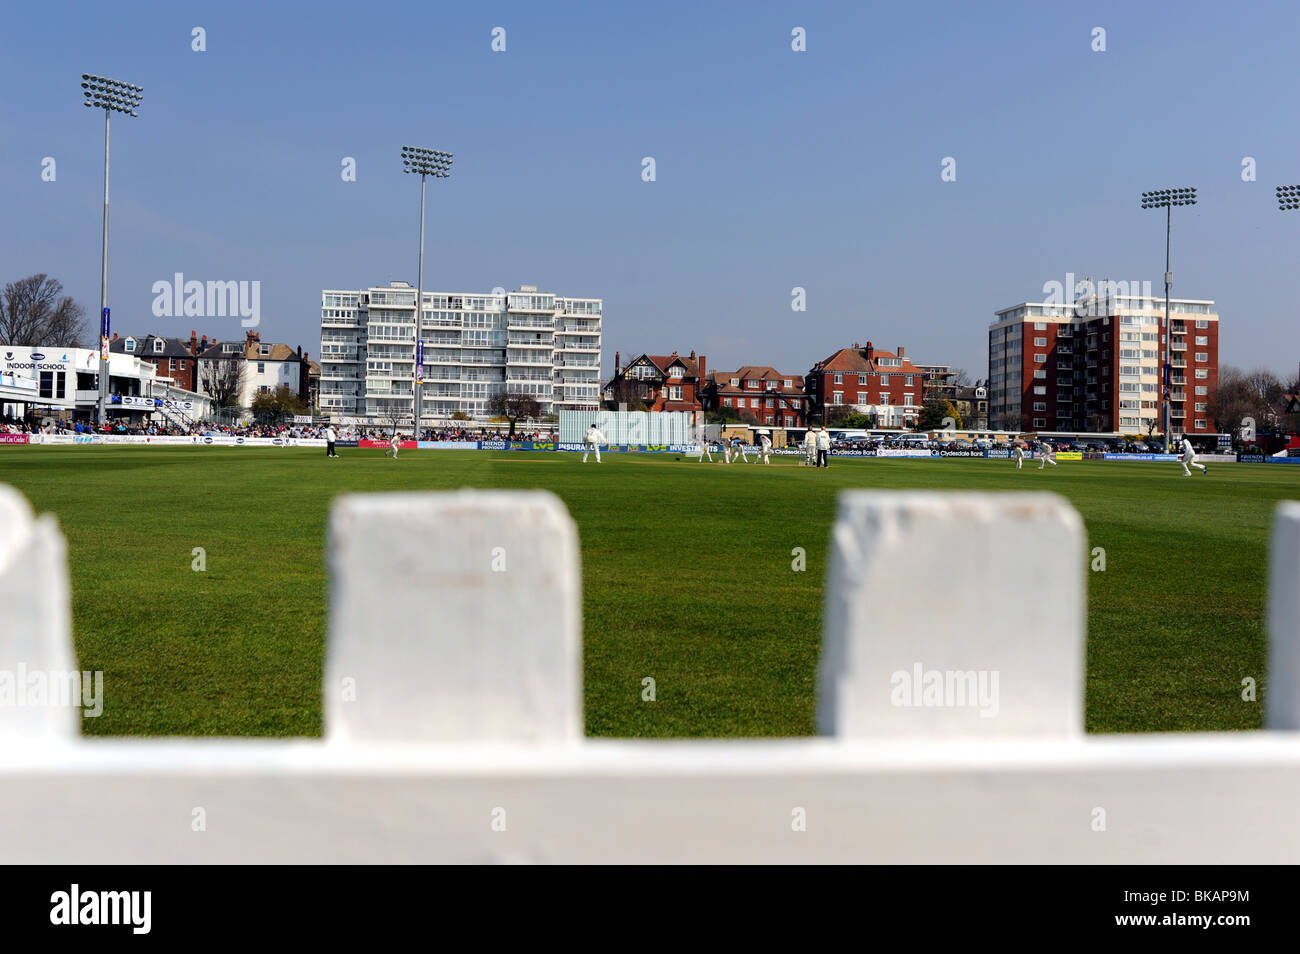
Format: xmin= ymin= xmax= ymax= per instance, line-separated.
xmin=735 ymin=437 xmax=753 ymax=463
xmin=1013 ymin=442 xmax=1025 ymax=469
xmin=803 ymin=429 xmax=817 ymax=466
xmin=697 ymin=435 xmax=713 ymax=462
xmin=759 ymin=432 xmax=772 ymax=463
xmin=815 ymin=426 xmax=831 ymax=468
xmin=1180 ymin=437 xmax=1207 ymax=476
xmin=1038 ymin=439 xmax=1057 ymax=469
xmin=583 ymin=423 xmax=606 ymax=463
xmin=386 ymin=433 xmax=401 ymax=458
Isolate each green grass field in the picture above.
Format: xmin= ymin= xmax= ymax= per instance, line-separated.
xmin=1 ymin=446 xmax=1295 ymax=738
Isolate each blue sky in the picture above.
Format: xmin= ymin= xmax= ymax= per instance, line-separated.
xmin=2 ymin=0 xmax=1298 ymax=381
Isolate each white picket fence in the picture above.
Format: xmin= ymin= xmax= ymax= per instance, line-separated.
xmin=1 ymin=482 xmax=1298 ymax=863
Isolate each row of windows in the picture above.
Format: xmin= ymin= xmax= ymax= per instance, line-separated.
xmin=724 ymin=396 xmax=805 ymax=408
xmin=829 ymin=393 xmax=915 ymax=406
xmin=831 ymin=373 xmax=915 ymax=386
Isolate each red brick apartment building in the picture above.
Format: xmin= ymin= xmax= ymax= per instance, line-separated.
xmin=805 ymin=342 xmax=926 ymax=428
xmin=988 ymin=294 xmax=1219 ymax=437
xmin=704 ymin=366 xmax=807 ymax=427
xmin=602 ymin=350 xmax=707 ymax=411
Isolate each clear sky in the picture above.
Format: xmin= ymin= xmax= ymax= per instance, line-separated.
xmin=3 ymin=0 xmax=1298 ymax=382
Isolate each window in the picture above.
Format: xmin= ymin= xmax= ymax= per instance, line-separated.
xmin=881 ymin=374 xmax=889 ymax=386
xmin=1195 ymin=336 xmax=1208 ymax=345
xmin=153 ymin=339 xmax=165 ymax=353
xmin=257 ymin=362 xmax=266 ymax=374
xmin=750 ymin=398 xmax=759 ymax=408
xmin=1033 ymin=385 xmax=1046 ymax=395
xmin=1034 ymin=353 xmax=1046 ymax=363
xmin=784 ymin=379 xmax=792 ymax=388
xmin=1034 ymin=322 xmax=1047 ymax=330
xmin=1033 ymin=402 xmax=1047 ymax=411
xmin=1034 ymin=418 xmax=1047 ymax=428
xmin=1034 ymin=337 xmax=1047 ymax=347
xmin=1195 ymin=386 xmax=1207 ymax=395
xmin=730 ymin=377 xmax=739 ymax=386
xmin=905 ymin=394 xmax=913 ymax=406
xmin=1194 ymin=402 xmax=1207 ymax=412
xmin=124 ymin=339 xmax=135 ymax=353
xmin=1195 ymin=353 xmax=1208 ymax=362
xmin=169 ymin=359 xmax=176 ymax=371
xmin=748 ymin=379 xmax=759 ymax=389
xmin=669 ymin=385 xmax=683 ymax=400
xmin=833 ymin=373 xmax=843 ymax=384
xmin=833 ymin=391 xmax=843 ymax=404
xmin=905 ymin=375 xmax=913 ymax=386
xmin=856 ymin=392 xmax=866 ymax=404
xmin=1034 ymin=370 xmax=1046 ymax=379
xmin=1196 ymin=320 xmax=1209 ymax=329
xmin=723 ymin=397 xmax=731 ymax=407
xmin=1195 ymin=369 xmax=1208 ymax=379
xmin=881 ymin=394 xmax=891 ymax=405
xmin=764 ymin=398 xmax=773 ymax=408
xmin=1194 ymin=420 xmax=1207 ymax=429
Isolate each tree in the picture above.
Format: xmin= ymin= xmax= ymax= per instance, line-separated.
xmin=951 ymin=368 xmax=972 ymax=387
xmin=249 ymin=384 xmax=305 ymax=424
xmin=486 ymin=390 xmax=542 ymax=438
xmin=706 ymin=405 xmax=741 ymax=425
xmin=917 ymin=397 xmax=961 ymax=431
xmin=1209 ymin=366 xmax=1284 ymax=445
xmin=199 ymin=358 xmax=246 ymax=408
xmin=451 ymin=411 xmax=471 ymax=421
xmin=604 ymin=377 xmax=648 ymax=411
xmin=827 ymin=406 xmax=875 ymax=427
xmin=0 ymin=274 xmax=87 ymax=347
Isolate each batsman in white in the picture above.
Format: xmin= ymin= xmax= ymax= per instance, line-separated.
xmin=1038 ymin=439 xmax=1057 ymax=469
xmin=733 ymin=435 xmax=753 ymax=463
xmin=1180 ymin=436 xmax=1207 ymax=476
xmin=583 ymin=423 xmax=606 ymax=463
xmin=697 ymin=434 xmax=714 ymax=462
xmin=1013 ymin=442 xmax=1025 ymax=469
xmin=803 ymin=428 xmax=817 ymax=467
xmin=759 ymin=432 xmax=772 ymax=464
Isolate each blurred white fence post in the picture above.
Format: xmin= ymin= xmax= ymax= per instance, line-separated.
xmin=819 ymin=492 xmax=1084 ymax=739
xmin=1267 ymin=501 xmax=1300 ymax=729
xmin=324 ymin=490 xmax=582 ymax=743
xmin=0 ymin=486 xmax=78 ymax=740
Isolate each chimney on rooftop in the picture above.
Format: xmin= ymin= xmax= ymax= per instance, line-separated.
xmin=112 ymin=333 xmax=118 ymax=341
xmin=898 ymin=346 xmax=906 ymax=359
xmin=864 ymin=341 xmax=874 ymax=362
xmin=615 ymin=350 xmax=620 ymax=374
xmin=698 ymin=353 xmax=707 ymax=384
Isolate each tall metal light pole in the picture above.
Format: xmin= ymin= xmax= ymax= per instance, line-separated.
xmin=1141 ymin=186 xmax=1197 ymax=453
xmin=82 ymin=74 xmax=143 ymax=428
xmin=401 ymin=145 xmax=453 ymax=435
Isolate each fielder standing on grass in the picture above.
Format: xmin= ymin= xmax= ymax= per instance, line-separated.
xmin=1180 ymin=436 xmax=1208 ymax=476
xmin=583 ymin=422 xmax=606 ymax=463
xmin=759 ymin=431 xmax=772 ymax=464
xmin=1013 ymin=440 xmax=1025 ymax=469
xmin=1038 ymin=438 xmax=1058 ymax=470
xmin=386 ymin=432 xmax=401 ymax=459
xmin=326 ymin=424 xmax=339 ymax=459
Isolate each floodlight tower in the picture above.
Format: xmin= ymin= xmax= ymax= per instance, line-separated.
xmin=82 ymin=74 xmax=143 ymax=428
xmin=401 ymin=146 xmax=453 ymax=434
xmin=1140 ymin=186 xmax=1197 ymax=453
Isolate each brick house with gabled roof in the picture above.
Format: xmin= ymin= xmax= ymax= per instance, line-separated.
xmin=195 ymin=330 xmax=312 ymax=409
xmin=806 ymin=341 xmax=926 ymax=428
xmin=109 ymin=331 xmax=206 ymax=392
xmin=602 ymin=350 xmax=707 ymax=412
xmin=704 ymin=366 xmax=807 ymax=427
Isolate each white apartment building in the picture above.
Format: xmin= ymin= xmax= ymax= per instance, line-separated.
xmin=319 ymin=283 xmax=602 ymax=422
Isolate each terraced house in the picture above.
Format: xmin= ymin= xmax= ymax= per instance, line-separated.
xmin=602 ymin=350 xmax=707 ymax=412
xmin=704 ymin=366 xmax=807 ymax=427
